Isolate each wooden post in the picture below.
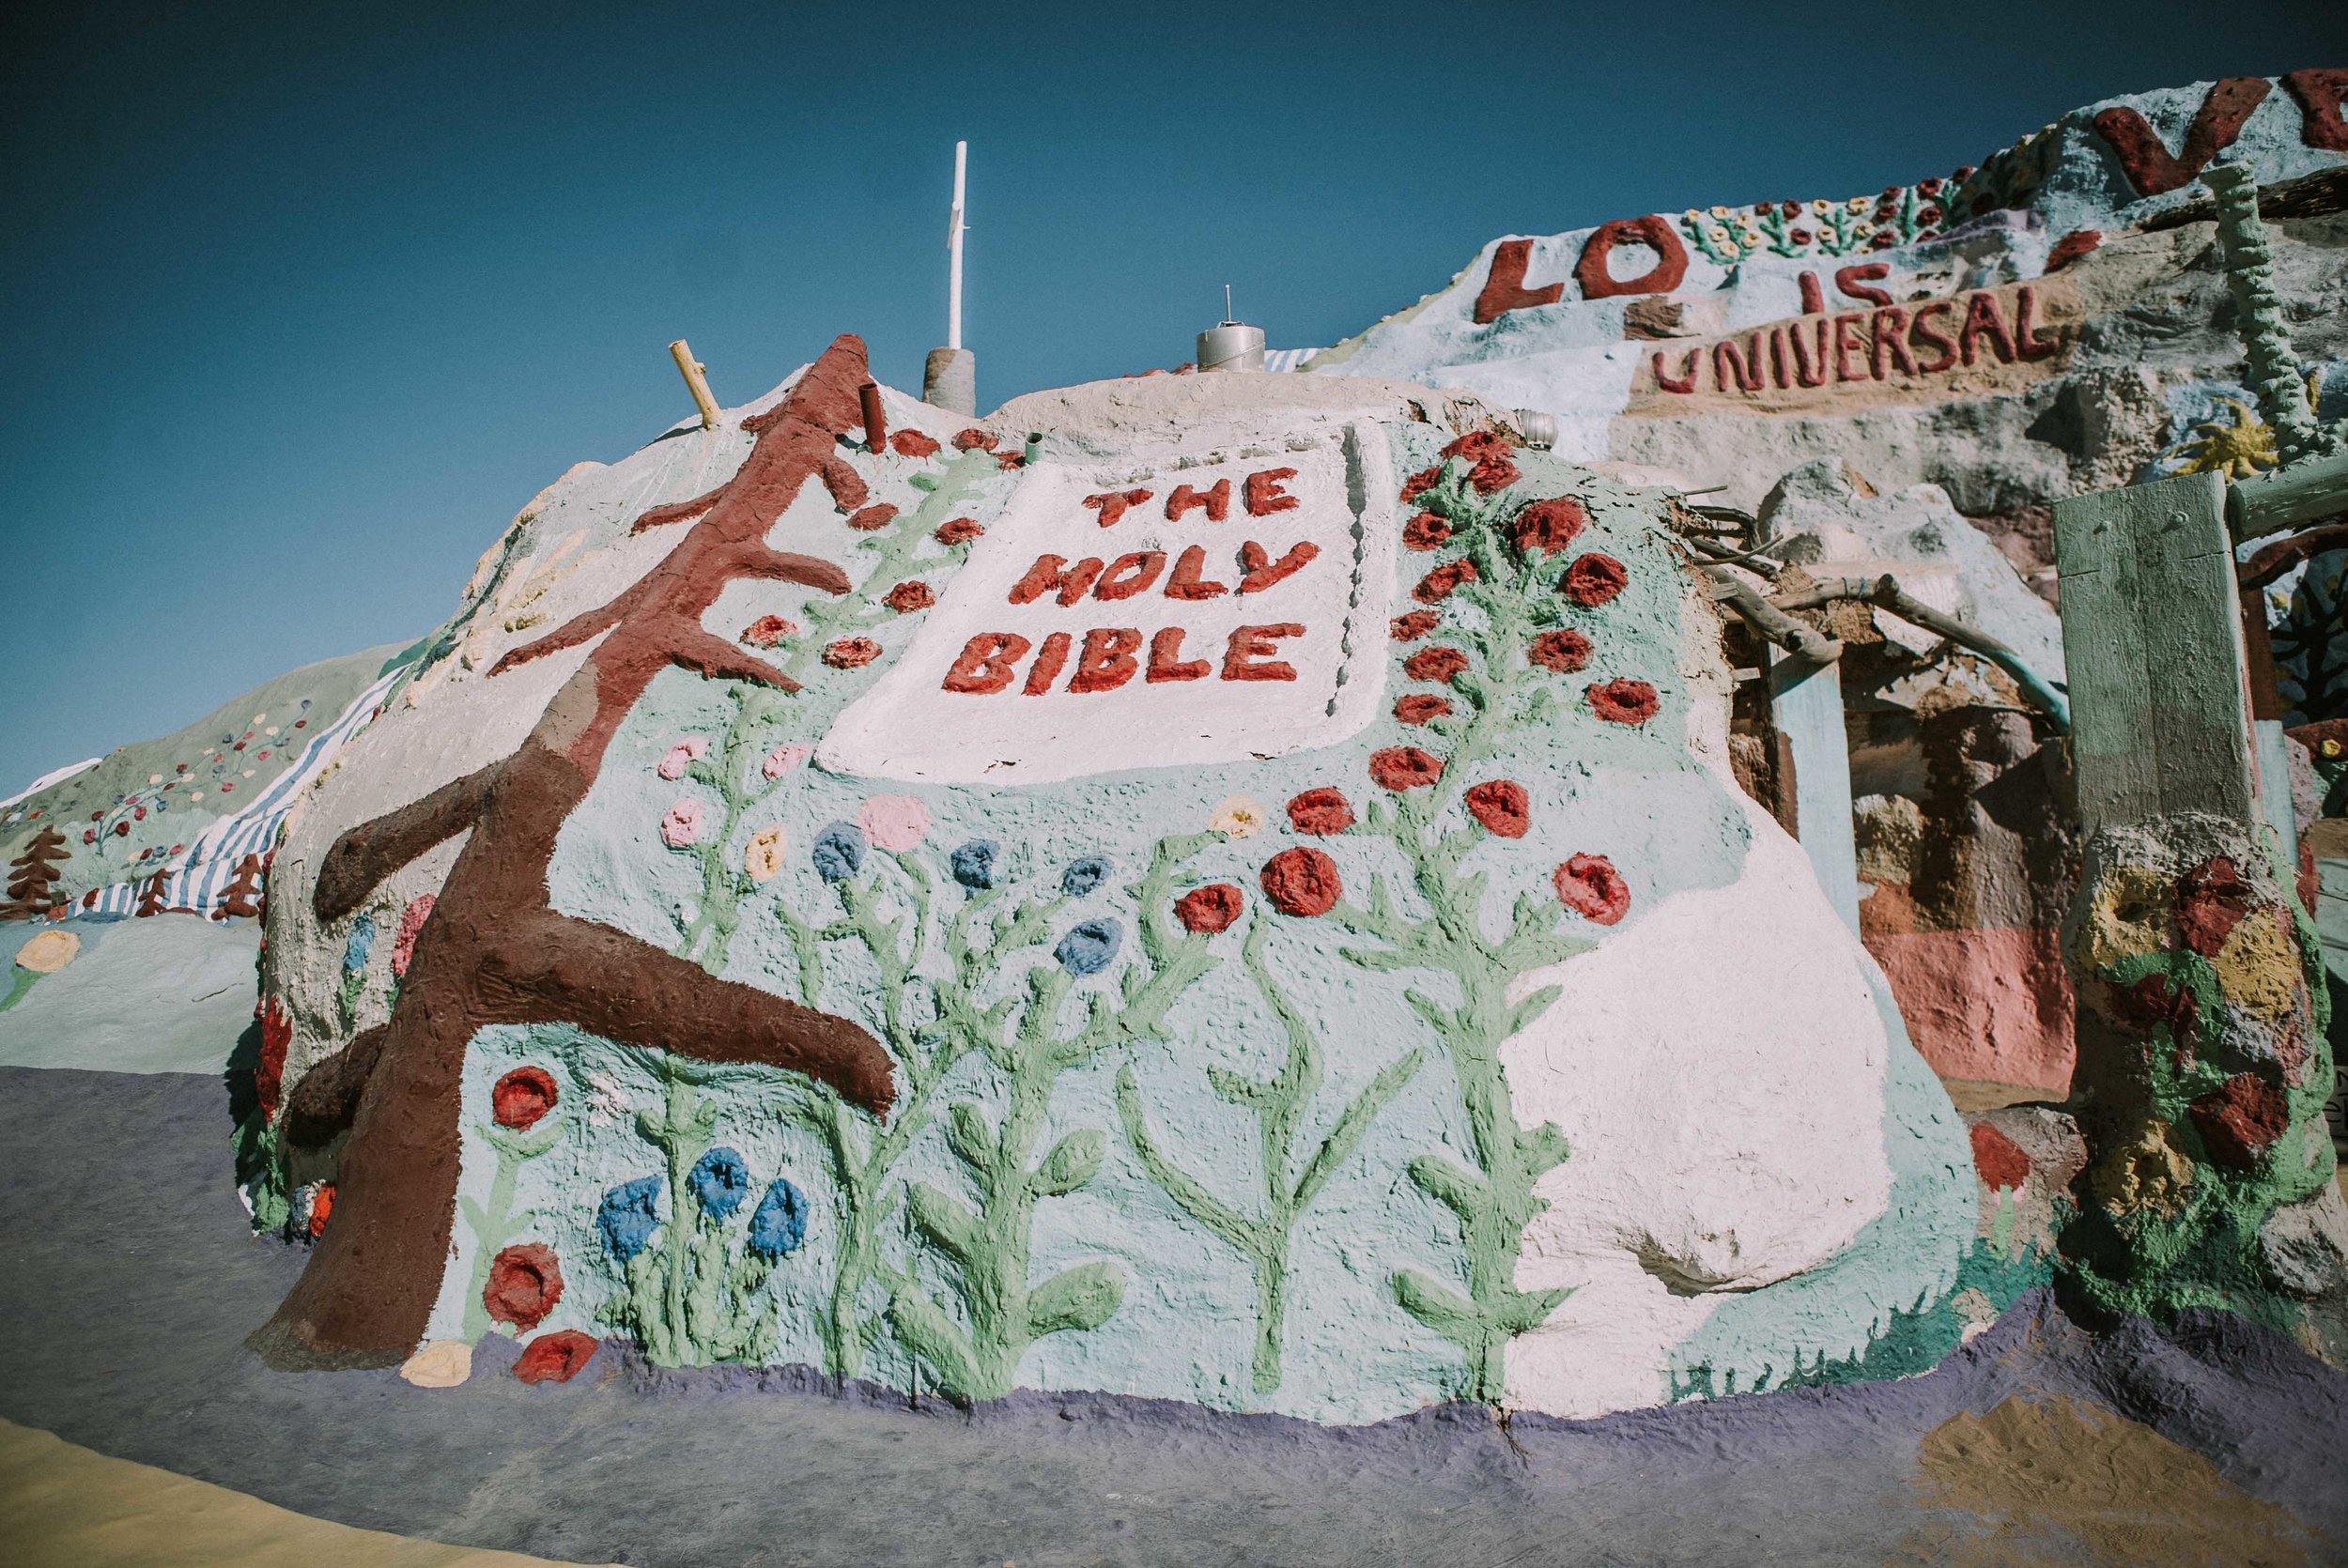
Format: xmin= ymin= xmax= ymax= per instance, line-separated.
xmin=859 ymin=381 xmax=887 ymax=454
xmin=669 ymin=339 xmax=721 ymax=431
xmin=2052 ymin=469 xmax=2255 ymax=836
xmin=1748 ymin=514 xmax=1859 ymax=934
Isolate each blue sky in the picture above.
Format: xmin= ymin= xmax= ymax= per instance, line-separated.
xmin=1 ymin=1 xmax=2340 ymax=791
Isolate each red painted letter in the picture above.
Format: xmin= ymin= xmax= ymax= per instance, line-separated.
xmin=1147 ymin=626 xmax=1211 ymax=683
xmin=1959 ymin=291 xmax=2016 ymax=366
xmin=1011 ymin=554 xmax=1106 ymax=607
xmin=1068 ymin=628 xmax=1142 ymax=693
xmin=1094 ymin=550 xmax=1167 ymax=601
xmin=1083 ymin=488 xmax=1153 ymax=529
xmin=1574 ymin=216 xmax=1689 ymax=300
xmin=1238 ymin=541 xmax=1321 ymax=593
xmin=1024 ymin=631 xmax=1072 ymax=695
xmin=942 ymin=633 xmax=1029 ymax=695
xmin=2013 ymin=285 xmax=2061 ymax=361
xmin=1832 ymin=314 xmax=1870 ymax=381
xmin=1834 ymin=263 xmax=1892 ymax=307
xmin=1909 ymin=300 xmax=1958 ymax=373
xmin=1244 ymin=468 xmax=1300 ymax=515
xmin=1166 ymin=480 xmax=1231 ymax=523
xmin=1869 ymin=307 xmax=1916 ymax=377
xmin=1164 ymin=544 xmax=1230 ymax=600
xmin=1472 ymin=238 xmax=1564 ymax=325
xmin=1654 ymin=348 xmax=1700 ymax=393
xmin=1224 ymin=623 xmax=1305 ymax=682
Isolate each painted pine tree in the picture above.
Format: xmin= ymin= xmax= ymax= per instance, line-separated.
xmin=2 ymin=826 xmax=70 ymax=920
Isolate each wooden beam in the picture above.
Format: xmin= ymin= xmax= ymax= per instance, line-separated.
xmin=2052 ymin=469 xmax=2256 ymax=838
xmin=668 ymin=339 xmax=721 ymax=431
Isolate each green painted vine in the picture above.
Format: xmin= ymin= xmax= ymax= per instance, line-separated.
xmin=1117 ymin=911 xmax=1422 ymax=1392
xmin=1330 ymin=448 xmax=1600 ymax=1403
xmin=459 ymin=1095 xmax=565 ymax=1341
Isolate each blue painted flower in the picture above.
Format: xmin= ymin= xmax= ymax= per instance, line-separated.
xmin=1061 ymin=856 xmax=1113 ymax=898
xmin=597 ymin=1175 xmax=663 ymax=1262
xmin=812 ymin=822 xmax=866 ymax=883
xmin=746 ymin=1176 xmax=809 ymax=1260
xmin=1055 ymin=916 xmax=1123 ymax=976
xmin=950 ymin=838 xmax=999 ymax=890
xmin=688 ymin=1145 xmax=752 ymax=1221
xmin=342 ymin=915 xmax=377 ymax=975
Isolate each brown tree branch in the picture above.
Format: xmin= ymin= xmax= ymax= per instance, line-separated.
xmin=481 ymin=912 xmax=895 ymax=1113
xmin=629 ymin=484 xmax=729 ymax=534
xmin=314 ymin=761 xmax=503 ymax=922
xmin=665 ymin=625 xmax=797 ymax=690
xmin=488 ymin=577 xmax=652 ymax=675
xmin=282 ymin=1024 xmax=390 ymax=1149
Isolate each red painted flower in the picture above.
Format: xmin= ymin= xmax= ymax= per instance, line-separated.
xmin=951 ymin=428 xmax=997 ymax=451
xmin=825 ymin=638 xmax=881 ymax=669
xmin=847 ymin=503 xmax=899 ymax=531
xmin=1440 ymin=429 xmax=1514 ymax=464
xmin=307 ymin=1182 xmax=335 ymax=1238
xmin=1529 ymin=629 xmax=1593 ymax=672
xmin=1260 ymin=847 xmax=1342 ymax=917
xmin=996 ymin=451 xmax=1025 ymax=470
xmin=885 ymin=580 xmax=935 ymax=613
xmin=1395 ymin=694 xmax=1451 ymax=725
xmin=1467 ymin=455 xmax=1520 ymax=495
xmin=82 ymin=829 xmax=95 ymax=844
xmin=1369 ymin=746 xmax=1443 ymax=792
xmin=1404 ymin=646 xmax=1469 ymax=684
xmin=1555 ymin=854 xmax=1630 ymax=925
xmin=1413 ymin=560 xmax=1477 ymax=604
xmin=1174 ymin=883 xmax=1245 ymax=934
xmin=1510 ymin=496 xmax=1587 ymax=558
xmin=1562 ymin=553 xmax=1629 ymax=607
xmin=1587 ymin=678 xmax=1659 ymax=725
xmin=1401 ymin=512 xmax=1452 ymax=551
xmin=256 ymin=996 xmax=292 ymax=1121
xmin=1390 ymin=610 xmax=1440 ymax=642
xmin=492 ymin=1066 xmax=559 ymax=1130
xmin=484 ymin=1242 xmax=564 ymax=1332
xmin=935 ymin=516 xmax=984 ymax=546
xmin=514 ymin=1330 xmax=600 ymax=1385
xmin=741 ymin=615 xmax=797 ymax=649
xmin=1287 ymin=788 xmax=1355 ymax=836
xmin=1398 ymin=466 xmax=1442 ymax=503
xmin=889 ymin=428 xmax=942 ymax=458
xmin=1463 ymin=780 xmax=1530 ymax=838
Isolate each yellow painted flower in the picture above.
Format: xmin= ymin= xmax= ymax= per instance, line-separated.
xmin=1708 ymin=226 xmax=1735 ymax=247
xmin=1682 ymin=208 xmax=1702 ymax=223
xmin=1846 ymin=195 xmax=1868 ymax=213
xmin=1210 ymin=796 xmax=1265 ymax=838
xmin=1853 ymin=221 xmax=1876 ymax=237
xmin=745 ymin=825 xmax=787 ymax=884
xmin=1812 ymin=198 xmax=1832 ymax=214
xmin=1709 ymin=205 xmax=1730 ymax=219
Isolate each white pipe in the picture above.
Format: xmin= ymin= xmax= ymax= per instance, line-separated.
xmin=948 ymin=140 xmax=966 ymax=352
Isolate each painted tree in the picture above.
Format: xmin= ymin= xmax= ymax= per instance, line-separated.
xmin=214 ymin=853 xmax=264 ymax=920
xmin=1 ymin=826 xmax=69 ymax=920
xmin=253 ymin=335 xmax=897 ymax=1371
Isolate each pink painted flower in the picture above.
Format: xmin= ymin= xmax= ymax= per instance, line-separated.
xmin=392 ymin=894 xmax=435 ymax=978
xmin=657 ymin=737 xmax=708 ymax=780
xmin=661 ymin=800 xmax=706 ymax=849
xmin=761 ymin=744 xmax=811 ymax=780
xmin=857 ymin=794 xmax=932 ymax=852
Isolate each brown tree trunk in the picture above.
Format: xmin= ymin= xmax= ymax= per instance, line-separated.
xmin=252 ymin=335 xmax=897 ymax=1369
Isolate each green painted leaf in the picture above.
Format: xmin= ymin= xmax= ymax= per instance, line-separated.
xmin=1516 ymin=1120 xmax=1570 ymax=1176
xmin=905 ymin=1181 xmax=981 ymax=1263
xmin=1392 ymin=1268 xmax=1482 ymax=1344
xmin=944 ymin=1100 xmax=996 ymax=1170
xmin=1496 ymin=1284 xmax=1571 ymax=1335
xmin=1506 ymin=986 xmax=1564 ymax=1038
xmin=887 ymin=1285 xmax=980 ymax=1397
xmin=1026 ymin=1260 xmax=1126 ymax=1337
xmin=1033 ymin=1129 xmax=1106 ymax=1196
xmin=1406 ymin=1154 xmax=1486 ymax=1222
xmin=1205 ymin=1063 xmax=1274 ymax=1108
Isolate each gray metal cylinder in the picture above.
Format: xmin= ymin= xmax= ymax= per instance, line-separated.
xmin=923 ymin=347 xmax=976 ymax=416
xmin=1196 ymin=322 xmax=1266 ymax=373
xmin=1511 ymin=408 xmax=1558 ymax=450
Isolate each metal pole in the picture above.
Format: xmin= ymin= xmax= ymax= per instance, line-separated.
xmin=949 ymin=140 xmax=966 ymax=352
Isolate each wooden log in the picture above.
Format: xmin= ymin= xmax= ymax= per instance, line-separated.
xmin=2052 ymin=469 xmax=2255 ymax=838
xmin=668 ymin=339 xmax=720 ymax=431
